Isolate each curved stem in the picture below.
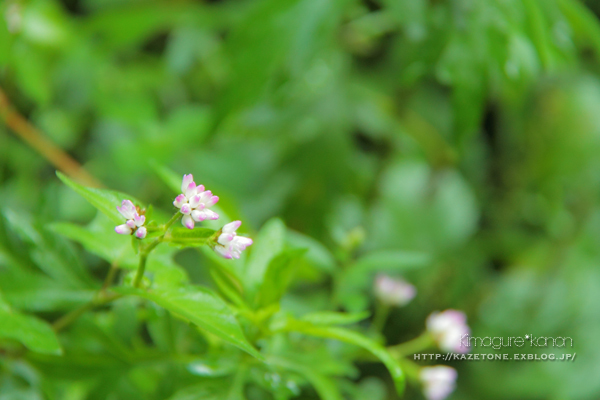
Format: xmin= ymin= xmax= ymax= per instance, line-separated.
xmin=0 ymin=87 xmax=102 ymax=188
xmin=133 ymin=212 xmax=181 ymax=288
xmin=53 ymin=293 xmax=123 ymax=332
xmin=388 ymin=332 xmax=435 ymax=358
xmin=133 ymin=253 xmax=148 ymax=288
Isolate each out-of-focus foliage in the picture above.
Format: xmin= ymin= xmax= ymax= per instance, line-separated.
xmin=2 ymin=0 xmax=600 ymax=398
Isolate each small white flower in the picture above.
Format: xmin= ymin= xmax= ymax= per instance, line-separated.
xmin=173 ymin=174 xmax=219 ymax=229
xmin=115 ymin=200 xmax=147 ymax=239
xmin=420 ymin=366 xmax=457 ymax=400
xmin=426 ymin=309 xmax=470 ymax=353
xmin=214 ymin=221 xmax=253 ymax=259
xmin=374 ymin=274 xmax=416 ymax=306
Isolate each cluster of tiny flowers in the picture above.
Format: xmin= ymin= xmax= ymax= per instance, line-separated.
xmin=115 ymin=200 xmax=147 ymax=239
xmin=173 ymin=174 xmax=219 ymax=229
xmin=374 ymin=274 xmax=416 ymax=306
xmin=420 ymin=366 xmax=457 ymax=400
xmin=426 ymin=309 xmax=471 ymax=353
xmin=214 ymin=221 xmax=253 ymax=259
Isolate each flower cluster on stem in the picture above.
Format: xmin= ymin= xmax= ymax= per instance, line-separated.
xmin=420 ymin=366 xmax=457 ymax=400
xmin=426 ymin=309 xmax=471 ymax=353
xmin=374 ymin=274 xmax=417 ymax=307
xmin=115 ymin=200 xmax=147 ymax=239
xmin=173 ymin=174 xmax=219 ymax=229
xmin=214 ymin=221 xmax=253 ymax=259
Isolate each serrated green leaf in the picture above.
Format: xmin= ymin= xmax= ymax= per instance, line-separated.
xmin=116 ymin=286 xmax=262 ymax=360
xmin=166 ymin=227 xmax=216 ymax=247
xmin=283 ymin=320 xmax=404 ymax=396
xmin=50 ymin=214 xmax=189 ymax=287
xmin=300 ymin=311 xmax=370 ymax=326
xmin=245 ymin=218 xmax=286 ymax=295
xmin=56 ymin=171 xmax=142 ymax=224
xmin=0 ymin=293 xmax=62 ymax=355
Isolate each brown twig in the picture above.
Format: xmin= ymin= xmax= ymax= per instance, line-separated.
xmin=0 ymin=87 xmax=103 ymax=188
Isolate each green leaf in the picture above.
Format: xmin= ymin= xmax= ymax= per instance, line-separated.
xmin=255 ymin=248 xmax=307 ymax=307
xmin=244 ymin=218 xmax=286 ymax=295
xmin=116 ymin=286 xmax=262 ymax=360
xmin=166 ymin=227 xmax=216 ymax=248
xmin=283 ymin=320 xmax=404 ymax=396
xmin=0 ymin=293 xmax=62 ymax=355
xmin=51 ymin=215 xmax=189 ymax=287
xmin=56 ymin=171 xmax=142 ymax=224
xmin=300 ymin=311 xmax=370 ymax=326
xmin=268 ymin=357 xmax=343 ymax=400
xmin=286 ymin=229 xmax=337 ymax=273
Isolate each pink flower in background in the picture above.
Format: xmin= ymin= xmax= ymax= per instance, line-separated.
xmin=426 ymin=309 xmax=470 ymax=353
xmin=114 ymin=200 xmax=147 ymax=239
xmin=374 ymin=274 xmax=417 ymax=306
xmin=214 ymin=221 xmax=253 ymax=259
xmin=420 ymin=366 xmax=457 ymax=400
xmin=173 ymin=174 xmax=219 ymax=229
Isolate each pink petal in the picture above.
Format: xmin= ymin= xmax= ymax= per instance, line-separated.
xmin=222 ymin=220 xmax=241 ymax=233
xmin=115 ymin=224 xmax=132 ymax=235
xmin=188 ymin=194 xmax=201 ymax=209
xmin=191 ymin=210 xmax=206 ymax=222
xmin=181 ymin=174 xmax=194 ymax=193
xmin=133 ymin=213 xmax=145 ymax=227
xmin=182 ymin=215 xmax=195 ymax=230
xmin=173 ymin=194 xmax=186 ymax=208
xmin=206 ymin=196 xmax=219 ymax=207
xmin=135 ymin=227 xmax=147 ymax=239
xmin=180 ymin=204 xmax=192 ymax=215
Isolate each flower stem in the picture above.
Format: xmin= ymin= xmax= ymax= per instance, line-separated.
xmin=372 ymin=301 xmax=391 ymax=332
xmin=388 ymin=332 xmax=435 ymax=358
xmin=53 ymin=293 xmax=122 ymax=332
xmin=164 ymin=212 xmax=182 ymax=230
xmin=133 ymin=252 xmax=148 ymax=288
xmin=132 ymin=213 xmax=181 ymax=288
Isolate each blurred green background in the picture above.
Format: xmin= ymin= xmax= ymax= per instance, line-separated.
xmin=2 ymin=0 xmax=600 ymax=399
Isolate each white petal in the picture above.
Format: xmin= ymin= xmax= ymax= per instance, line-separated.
xmin=191 ymin=210 xmax=206 ymax=222
xmin=182 ymin=214 xmax=195 ymax=229
xmin=214 ymin=245 xmax=233 ymax=259
xmin=188 ymin=194 xmax=201 ymax=209
xmin=206 ymin=196 xmax=219 ymax=207
xmin=115 ymin=224 xmax=132 ymax=235
xmin=234 ymin=236 xmax=253 ymax=249
xmin=203 ymin=209 xmax=219 ymax=220
xmin=117 ymin=200 xmax=136 ymax=219
xmin=222 ymin=220 xmax=241 ymax=233
xmin=135 ymin=227 xmax=147 ymax=239
xmin=218 ymin=233 xmax=234 ymax=245
xmin=180 ymin=204 xmax=192 ymax=215
xmin=133 ymin=213 xmax=145 ymax=227
xmin=181 ymin=174 xmax=194 ymax=193
xmin=185 ymin=182 xmax=197 ymax=199
xmin=173 ymin=194 xmax=186 ymax=208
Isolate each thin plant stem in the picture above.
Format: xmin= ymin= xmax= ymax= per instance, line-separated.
xmin=133 ymin=212 xmax=181 ymax=288
xmin=388 ymin=332 xmax=435 ymax=358
xmin=133 ymin=252 xmax=148 ymax=288
xmin=101 ymin=261 xmax=119 ymax=293
xmin=53 ymin=293 xmax=122 ymax=332
xmin=372 ymin=301 xmax=391 ymax=333
xmin=0 ymin=87 xmax=102 ymax=188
